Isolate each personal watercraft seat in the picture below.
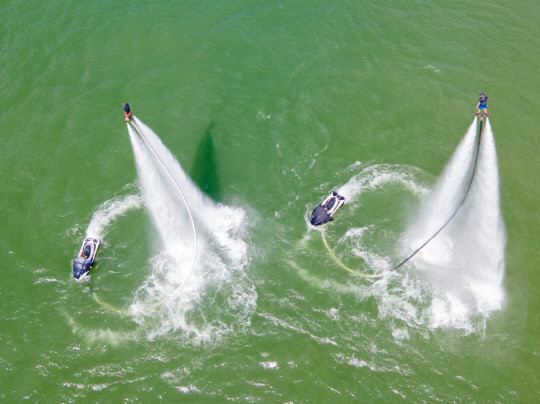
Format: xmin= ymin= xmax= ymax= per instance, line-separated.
xmin=310 ymin=192 xmax=345 ymax=226
xmin=72 ymin=238 xmax=100 ymax=279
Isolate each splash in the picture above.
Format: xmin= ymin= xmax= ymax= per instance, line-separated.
xmin=402 ymin=120 xmax=477 ymax=262
xmin=402 ymin=118 xmax=506 ymax=329
xmin=127 ymin=118 xmax=255 ymax=341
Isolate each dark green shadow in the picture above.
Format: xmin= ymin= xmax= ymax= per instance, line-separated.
xmin=191 ymin=122 xmax=221 ymax=201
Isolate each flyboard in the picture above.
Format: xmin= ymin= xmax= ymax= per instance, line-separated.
xmin=317 ymin=118 xmax=485 ymax=278
xmin=73 ymin=238 xmax=100 ymax=279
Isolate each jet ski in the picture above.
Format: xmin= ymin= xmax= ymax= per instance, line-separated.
xmin=72 ymin=238 xmax=100 ymax=279
xmin=310 ymin=192 xmax=346 ymax=226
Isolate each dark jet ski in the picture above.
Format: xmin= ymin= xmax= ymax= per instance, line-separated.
xmin=310 ymin=192 xmax=346 ymax=226
xmin=73 ymin=238 xmax=100 ymax=279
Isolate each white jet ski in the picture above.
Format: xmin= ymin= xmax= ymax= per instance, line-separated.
xmin=310 ymin=192 xmax=345 ymax=226
xmin=72 ymin=238 xmax=100 ymax=279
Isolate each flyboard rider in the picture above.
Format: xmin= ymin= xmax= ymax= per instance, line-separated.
xmin=475 ymin=93 xmax=488 ymax=120
xmin=123 ymin=103 xmax=133 ymax=122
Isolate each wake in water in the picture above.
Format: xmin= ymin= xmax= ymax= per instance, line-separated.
xmin=85 ymin=192 xmax=143 ymax=239
xmin=126 ymin=117 xmax=255 ymax=341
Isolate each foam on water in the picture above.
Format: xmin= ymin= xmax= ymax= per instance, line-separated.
xmin=126 ymin=118 xmax=255 ymax=341
xmin=338 ymin=162 xmax=429 ymax=203
xmin=85 ymin=193 xmax=143 ymax=239
xmin=64 ymin=312 xmax=141 ymax=346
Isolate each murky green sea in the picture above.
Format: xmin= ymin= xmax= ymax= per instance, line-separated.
xmin=1 ymin=0 xmax=539 ymax=402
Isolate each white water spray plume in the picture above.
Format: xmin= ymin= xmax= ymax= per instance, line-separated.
xmin=402 ymin=118 xmax=506 ymax=327
xmin=126 ymin=117 xmax=255 ymax=340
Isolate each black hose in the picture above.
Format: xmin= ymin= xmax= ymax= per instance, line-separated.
xmin=389 ymin=119 xmax=483 ymax=272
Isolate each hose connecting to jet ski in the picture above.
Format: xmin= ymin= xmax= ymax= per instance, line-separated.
xmin=324 ymin=118 xmax=484 ymax=279
xmin=321 ymin=230 xmax=384 ymax=278
xmin=92 ymin=292 xmax=127 ymax=315
xmin=389 ymin=119 xmax=484 ymax=273
xmin=130 ymin=117 xmax=198 ymax=291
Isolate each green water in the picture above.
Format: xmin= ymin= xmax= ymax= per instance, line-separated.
xmin=1 ymin=0 xmax=539 ymax=402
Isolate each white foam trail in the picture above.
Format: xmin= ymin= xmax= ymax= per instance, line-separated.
xmin=86 ymin=194 xmax=143 ymax=239
xmin=127 ymin=118 xmax=255 ymax=340
xmin=338 ymin=163 xmax=428 ymax=202
xmin=64 ymin=312 xmax=140 ymax=346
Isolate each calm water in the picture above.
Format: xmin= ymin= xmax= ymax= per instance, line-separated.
xmin=1 ymin=0 xmax=539 ymax=402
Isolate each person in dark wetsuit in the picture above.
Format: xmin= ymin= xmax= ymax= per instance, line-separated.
xmin=123 ymin=103 xmax=133 ymax=122
xmin=476 ymin=93 xmax=488 ymax=119
xmin=72 ymin=250 xmax=94 ymax=279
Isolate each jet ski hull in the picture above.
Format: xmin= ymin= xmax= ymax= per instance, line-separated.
xmin=73 ymin=238 xmax=100 ymax=279
xmin=310 ymin=192 xmax=345 ymax=226
xmin=311 ymin=204 xmax=334 ymax=226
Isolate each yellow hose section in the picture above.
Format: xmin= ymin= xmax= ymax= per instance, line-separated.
xmin=321 ymin=230 xmax=391 ymax=279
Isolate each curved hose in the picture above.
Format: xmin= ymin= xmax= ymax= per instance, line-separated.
xmin=324 ymin=118 xmax=484 ymax=278
xmin=93 ymin=292 xmax=127 ymax=315
xmin=130 ymin=117 xmax=198 ymax=290
xmin=321 ymin=230 xmax=385 ymax=278
xmin=389 ymin=119 xmax=483 ymax=272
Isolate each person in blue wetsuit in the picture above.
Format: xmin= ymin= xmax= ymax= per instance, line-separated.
xmin=123 ymin=103 xmax=133 ymax=122
xmin=476 ymin=93 xmax=488 ymax=119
